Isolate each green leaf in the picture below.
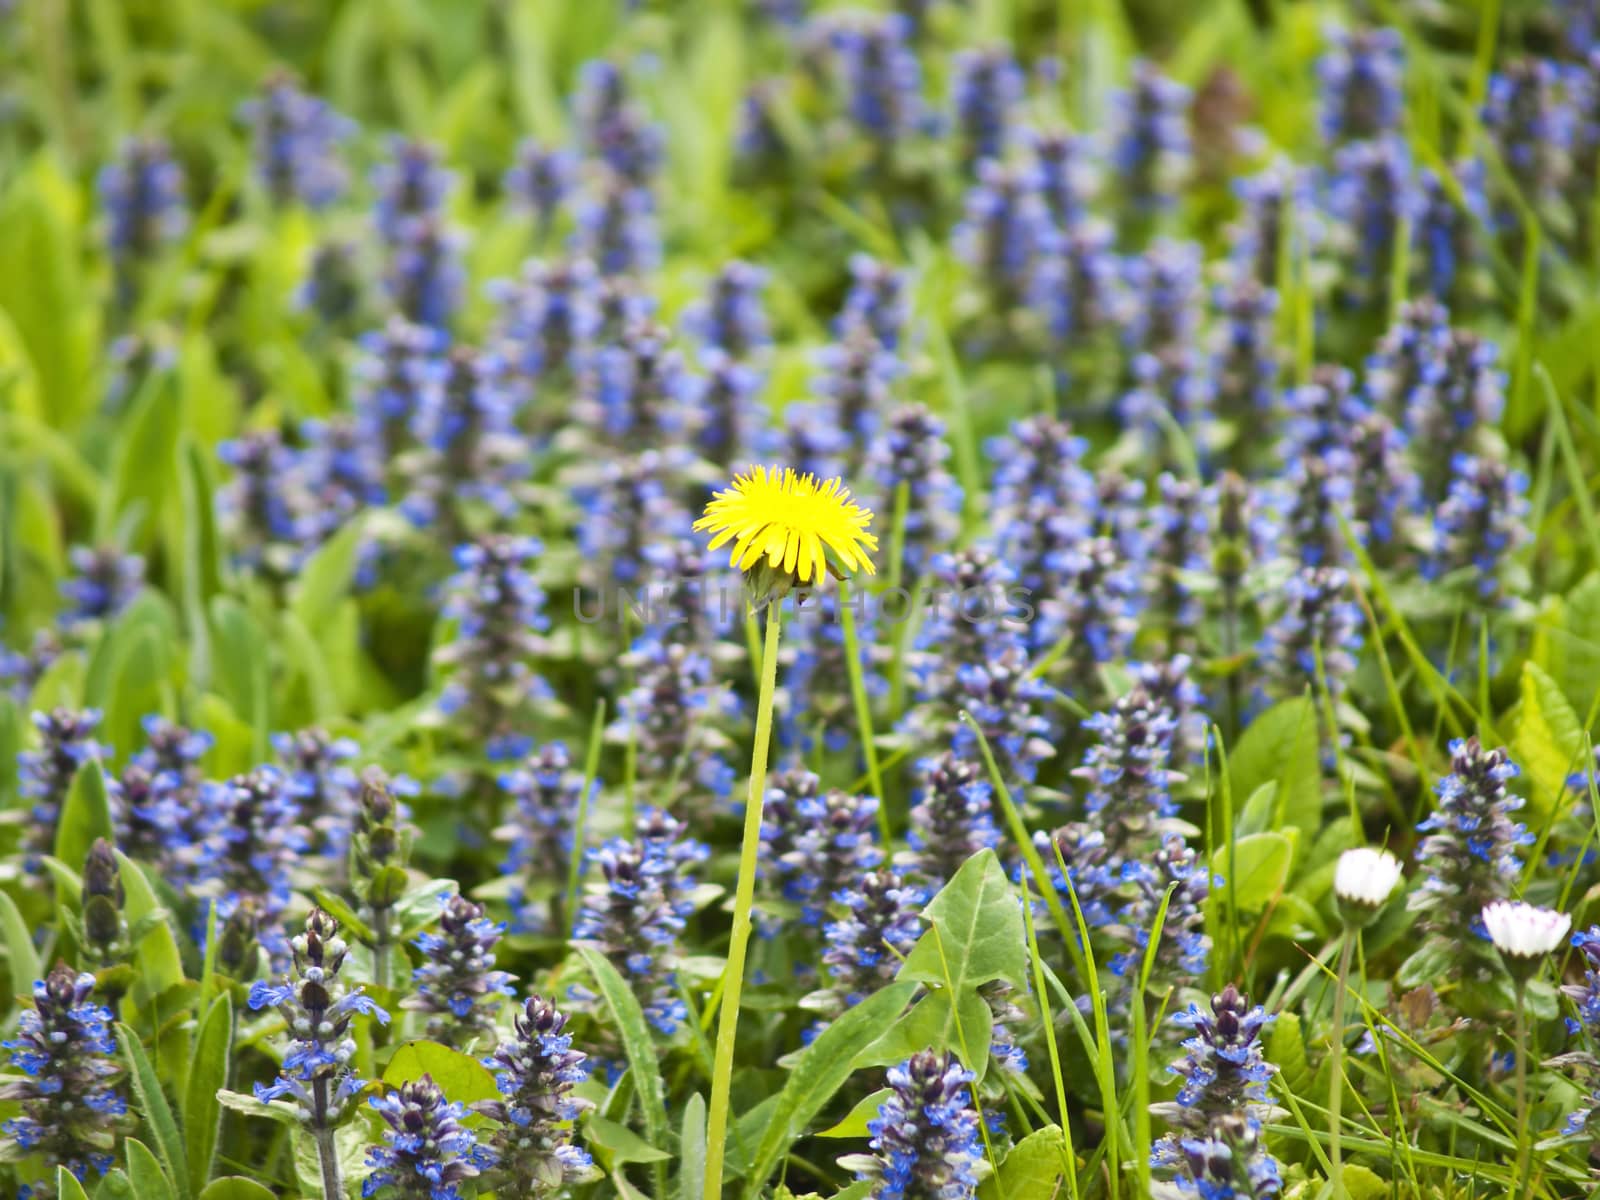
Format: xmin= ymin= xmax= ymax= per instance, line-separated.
xmin=1212 ymin=832 xmax=1293 ymax=912
xmin=57 ymin=1167 xmax=93 ymax=1200
xmin=890 ymin=849 xmax=1027 ymax=1079
xmin=290 ymin=517 xmax=366 ymax=633
xmin=54 ymin=759 xmax=114 ymax=876
xmin=736 ymin=980 xmax=917 ymax=1200
xmin=0 ymin=887 xmax=42 ymax=999
xmin=979 ymin=1124 xmax=1069 ymax=1200
xmin=118 ymin=1022 xmax=191 ymax=1200
xmin=184 ymin=994 xmax=233 ymax=1195
xmin=678 ymin=1093 xmax=706 ymax=1200
xmin=125 ymin=1137 xmax=178 ymax=1200
xmin=94 ymin=1169 xmax=136 ymax=1200
xmin=1227 ymin=697 xmax=1322 ymax=859
xmin=585 ymin=1114 xmax=673 ymax=1164
xmin=1514 ymin=661 xmax=1584 ymax=820
xmin=1341 ymin=1163 xmax=1390 ymax=1200
xmin=1537 ymin=572 xmax=1600 ymax=719
xmin=573 ymin=946 xmax=670 ymax=1160
xmin=1267 ymin=1010 xmax=1311 ymax=1093
xmin=116 ymin=851 xmax=185 ymax=999
xmin=197 ymin=1180 xmax=278 ymax=1200
xmin=815 ymin=1088 xmax=890 ymax=1138
xmin=381 ymin=1040 xmax=499 ymax=1104
xmin=214 ymin=1089 xmax=300 ymax=1127
xmin=208 ymin=597 xmax=269 ymax=754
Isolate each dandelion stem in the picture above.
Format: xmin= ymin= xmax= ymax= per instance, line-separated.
xmin=703 ymin=606 xmax=782 ymax=1200
xmin=1328 ymin=931 xmax=1355 ymax=1197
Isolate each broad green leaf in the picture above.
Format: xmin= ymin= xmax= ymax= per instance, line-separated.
xmin=855 ymin=984 xmax=992 ymax=1077
xmin=197 ymin=1180 xmax=277 ymax=1200
xmin=815 ymin=1088 xmax=891 ymax=1139
xmin=1268 ymin=1010 xmax=1311 ymax=1093
xmin=57 ymin=1166 xmax=93 ymax=1200
xmin=94 ymin=1169 xmax=136 ymax=1200
xmin=737 ymin=979 xmax=919 ymax=1200
xmin=0 ymin=888 xmax=42 ymax=998
xmin=116 ymin=851 xmax=184 ymax=999
xmin=1341 ymin=1164 xmax=1390 ymax=1200
xmin=290 ymin=517 xmax=366 ymax=633
xmin=184 ymin=994 xmax=233 ymax=1195
xmin=1211 ymin=832 xmax=1293 ymax=912
xmin=215 ymin=1089 xmax=300 ymax=1127
xmin=1514 ymin=661 xmax=1584 ymax=820
xmin=54 ymin=761 xmax=114 ymax=893
xmin=1227 ymin=697 xmax=1322 ymax=859
xmin=585 ymin=1114 xmax=673 ymax=1164
xmin=125 ymin=1137 xmax=178 ymax=1200
xmin=678 ymin=1092 xmax=706 ymax=1200
xmin=884 ymin=849 xmax=1027 ymax=1079
xmin=573 ymin=946 xmax=670 ymax=1159
xmin=208 ymin=597 xmax=269 ymax=754
xmin=979 ymin=1124 xmax=1069 ymax=1200
xmin=1536 ymin=572 xmax=1600 ymax=719
xmin=381 ymin=1040 xmax=499 ymax=1104
xmin=118 ymin=1022 xmax=191 ymax=1200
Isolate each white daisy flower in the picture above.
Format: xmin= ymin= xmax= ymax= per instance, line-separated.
xmin=1482 ymin=900 xmax=1570 ymax=961
xmin=1333 ymin=847 xmax=1403 ymax=910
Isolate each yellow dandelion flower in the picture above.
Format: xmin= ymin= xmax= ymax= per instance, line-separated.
xmin=694 ymin=466 xmax=877 ymax=602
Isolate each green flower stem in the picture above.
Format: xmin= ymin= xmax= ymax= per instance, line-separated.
xmin=838 ymin=578 xmax=891 ymax=844
xmin=1328 ymin=931 xmax=1355 ymax=1197
xmin=1513 ymin=981 xmax=1530 ymax=1200
xmin=703 ymin=605 xmax=782 ymax=1200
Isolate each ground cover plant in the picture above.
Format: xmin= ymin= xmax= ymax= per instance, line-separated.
xmin=1 ymin=0 xmax=1599 ymax=1197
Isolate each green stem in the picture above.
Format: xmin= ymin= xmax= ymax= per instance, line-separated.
xmin=1514 ymin=982 xmax=1530 ymax=1200
xmin=703 ymin=607 xmax=782 ymax=1200
xmin=1329 ymin=932 xmax=1355 ymax=1197
xmin=838 ymin=579 xmax=890 ymax=843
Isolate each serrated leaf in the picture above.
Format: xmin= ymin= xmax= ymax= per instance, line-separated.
xmin=184 ymin=994 xmax=233 ymax=1195
xmin=118 ymin=1023 xmax=191 ymax=1200
xmin=1515 ymin=661 xmax=1583 ymax=820
xmin=54 ymin=759 xmax=114 ymax=878
xmin=887 ymin=850 xmax=1027 ymax=1079
xmin=737 ymin=980 xmax=917 ymax=1200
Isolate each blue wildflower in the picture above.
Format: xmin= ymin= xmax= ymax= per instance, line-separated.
xmin=504 ymin=140 xmax=577 ymax=234
xmin=0 ymin=964 xmax=126 ymax=1188
xmin=20 ymin=709 xmax=108 ymax=876
xmin=1257 ymin=566 xmax=1363 ymax=703
xmin=1110 ymin=60 xmax=1191 ymax=216
xmin=434 ymin=536 xmax=551 ymax=742
xmin=819 ymin=869 xmax=924 ymax=1009
xmin=572 ymin=809 xmax=708 ymax=1036
xmin=907 ymin=749 xmax=999 ymax=888
xmin=472 ymin=995 xmax=595 ymax=1193
xmin=364 ymin=1075 xmax=488 ymax=1200
xmin=1425 ymin=454 xmax=1530 ymax=605
xmin=249 ymin=909 xmax=388 ymax=1128
xmin=1317 ymin=27 xmax=1406 ymax=142
xmin=60 ymin=546 xmax=144 ymax=628
xmin=951 ymin=46 xmax=1024 ymax=171
xmin=866 ymin=404 xmax=960 ymax=582
xmin=239 ymin=73 xmax=353 ymax=208
xmin=406 ymin=894 xmax=516 ymax=1048
xmin=98 ymin=137 xmax=186 ymax=306
xmin=1410 ymin=738 xmax=1531 ymax=949
xmin=853 ymin=1050 xmax=982 ymax=1200
xmin=499 ymin=744 xmax=592 ymax=933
